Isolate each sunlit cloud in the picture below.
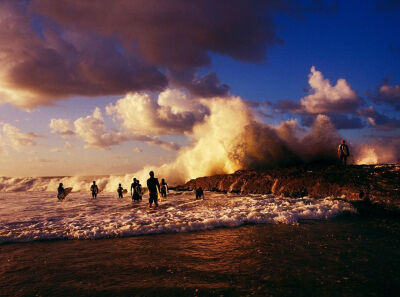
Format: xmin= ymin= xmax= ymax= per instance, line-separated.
xmin=300 ymin=66 xmax=361 ymax=114
xmin=74 ymin=107 xmax=180 ymax=151
xmin=1 ymin=122 xmax=40 ymax=149
xmin=106 ymin=89 xmax=209 ymax=135
xmin=49 ymin=119 xmax=74 ymax=137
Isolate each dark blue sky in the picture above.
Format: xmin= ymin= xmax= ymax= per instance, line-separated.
xmin=212 ymin=0 xmax=400 ymax=103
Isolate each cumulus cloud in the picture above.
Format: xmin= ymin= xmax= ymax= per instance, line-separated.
xmin=370 ymin=82 xmax=400 ymax=111
xmin=74 ymin=107 xmax=180 ymax=151
xmin=74 ymin=108 xmax=129 ymax=150
xmin=272 ymin=67 xmax=362 ymax=125
xmin=1 ymin=123 xmax=39 ymax=149
xmin=300 ymin=66 xmax=361 ymax=114
xmin=49 ymin=119 xmax=74 ymax=137
xmin=106 ymin=89 xmax=209 ymax=135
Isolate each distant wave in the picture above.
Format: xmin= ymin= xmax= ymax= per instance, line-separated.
xmin=0 ymin=191 xmax=356 ymax=243
xmin=0 ymin=175 xmax=140 ymax=193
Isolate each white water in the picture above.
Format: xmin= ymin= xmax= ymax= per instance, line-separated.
xmin=0 ymin=191 xmax=356 ymax=243
xmin=0 ymin=176 xmax=138 ymax=192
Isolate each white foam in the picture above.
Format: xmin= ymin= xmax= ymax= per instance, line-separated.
xmin=0 ymin=191 xmax=356 ymax=243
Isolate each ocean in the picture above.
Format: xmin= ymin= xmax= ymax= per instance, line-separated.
xmin=1 ymin=191 xmax=399 ymax=296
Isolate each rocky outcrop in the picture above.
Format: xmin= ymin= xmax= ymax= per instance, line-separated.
xmin=175 ymin=164 xmax=400 ymax=214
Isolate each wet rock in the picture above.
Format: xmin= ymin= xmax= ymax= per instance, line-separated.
xmin=176 ymin=163 xmax=400 ymax=214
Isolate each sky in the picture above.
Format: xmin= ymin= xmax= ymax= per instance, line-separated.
xmin=0 ymin=0 xmax=399 ymax=178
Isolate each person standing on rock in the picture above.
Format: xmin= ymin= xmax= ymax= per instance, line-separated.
xmin=338 ymin=139 xmax=350 ymax=166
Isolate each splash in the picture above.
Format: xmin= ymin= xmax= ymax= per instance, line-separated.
xmin=354 ymin=142 xmax=399 ymax=165
xmin=355 ymin=146 xmax=378 ymax=165
xmin=132 ymin=98 xmax=342 ymax=184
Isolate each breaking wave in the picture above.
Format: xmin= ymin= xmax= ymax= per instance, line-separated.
xmin=0 ymin=191 xmax=356 ymax=243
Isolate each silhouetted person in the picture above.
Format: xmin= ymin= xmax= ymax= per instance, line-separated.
xmin=136 ymin=180 xmax=142 ymax=201
xmin=195 ymin=187 xmax=204 ymax=200
xmin=57 ymin=183 xmax=65 ymax=200
xmin=91 ymin=181 xmax=99 ymax=199
xmin=131 ymin=178 xmax=141 ymax=201
xmin=117 ymin=183 xmax=123 ymax=198
xmin=147 ymin=171 xmax=160 ymax=208
xmin=130 ymin=178 xmax=136 ymax=200
xmin=160 ymin=178 xmax=168 ymax=198
xmin=338 ymin=139 xmax=350 ymax=166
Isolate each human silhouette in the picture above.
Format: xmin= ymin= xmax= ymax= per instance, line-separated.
xmin=131 ymin=178 xmax=142 ymax=201
xmin=91 ymin=181 xmax=99 ymax=199
xmin=130 ymin=178 xmax=136 ymax=200
xmin=57 ymin=183 xmax=65 ymax=200
xmin=147 ymin=171 xmax=160 ymax=208
xmin=117 ymin=183 xmax=123 ymax=198
xmin=338 ymin=139 xmax=350 ymax=166
xmin=195 ymin=187 xmax=204 ymax=200
xmin=136 ymin=180 xmax=142 ymax=201
xmin=160 ymin=178 xmax=168 ymax=198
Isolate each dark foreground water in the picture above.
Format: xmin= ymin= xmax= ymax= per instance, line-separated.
xmin=1 ymin=215 xmax=399 ymax=297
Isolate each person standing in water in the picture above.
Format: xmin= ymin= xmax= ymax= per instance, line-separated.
xmin=136 ymin=180 xmax=143 ymax=201
xmin=147 ymin=171 xmax=160 ymax=208
xmin=91 ymin=181 xmax=99 ymax=199
xmin=195 ymin=186 xmax=204 ymax=200
xmin=131 ymin=178 xmax=138 ymax=201
xmin=117 ymin=183 xmax=124 ymax=198
xmin=160 ymin=178 xmax=168 ymax=198
xmin=338 ymin=139 xmax=350 ymax=166
xmin=57 ymin=183 xmax=65 ymax=200
xmin=131 ymin=178 xmax=141 ymax=202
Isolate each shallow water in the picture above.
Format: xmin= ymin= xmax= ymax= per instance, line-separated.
xmin=1 ymin=217 xmax=399 ymax=297
xmin=1 ymin=191 xmax=398 ymax=296
xmin=0 ymin=191 xmax=355 ymax=242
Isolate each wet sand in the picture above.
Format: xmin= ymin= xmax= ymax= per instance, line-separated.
xmin=1 ymin=215 xmax=399 ymax=297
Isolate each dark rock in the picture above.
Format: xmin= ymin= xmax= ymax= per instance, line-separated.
xmin=176 ymin=163 xmax=400 ymax=214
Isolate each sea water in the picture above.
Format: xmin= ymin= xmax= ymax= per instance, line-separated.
xmin=0 ymin=191 xmax=356 ymax=243
xmin=1 ymin=191 xmax=400 ymax=296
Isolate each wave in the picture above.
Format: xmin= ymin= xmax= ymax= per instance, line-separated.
xmin=0 ymin=175 xmax=143 ymax=193
xmin=0 ymin=191 xmax=356 ymax=243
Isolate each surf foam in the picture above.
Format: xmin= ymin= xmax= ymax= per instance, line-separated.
xmin=0 ymin=191 xmax=356 ymax=243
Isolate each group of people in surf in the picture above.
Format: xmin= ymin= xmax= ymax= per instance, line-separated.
xmin=57 ymin=171 xmax=170 ymax=208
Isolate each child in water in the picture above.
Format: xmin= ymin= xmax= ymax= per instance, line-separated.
xmin=117 ymin=184 xmax=123 ymax=198
xmin=160 ymin=178 xmax=168 ymax=198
